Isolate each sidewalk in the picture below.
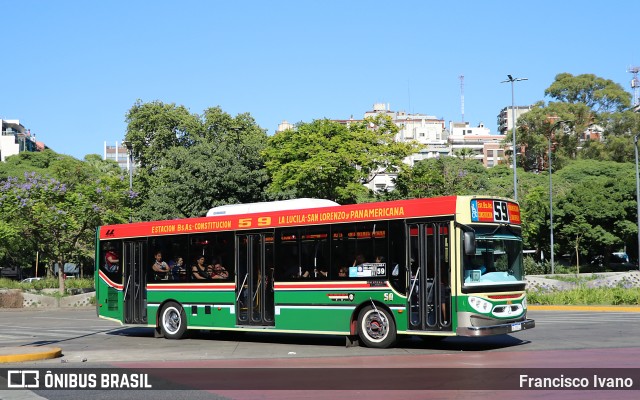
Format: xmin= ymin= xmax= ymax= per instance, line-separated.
xmin=0 ymin=346 xmax=61 ymax=363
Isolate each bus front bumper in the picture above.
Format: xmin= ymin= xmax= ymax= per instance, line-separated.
xmin=456 ymin=319 xmax=535 ymax=337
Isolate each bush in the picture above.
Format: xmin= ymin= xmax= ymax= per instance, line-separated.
xmin=524 ymin=257 xmax=546 ymax=275
xmin=0 ymin=277 xmax=94 ymax=291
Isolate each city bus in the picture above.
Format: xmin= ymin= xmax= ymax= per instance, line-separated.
xmin=95 ymin=196 xmax=534 ymax=348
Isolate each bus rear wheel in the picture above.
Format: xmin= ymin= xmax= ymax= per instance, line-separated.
xmin=160 ymin=302 xmax=187 ymax=339
xmin=357 ymin=305 xmax=396 ymax=348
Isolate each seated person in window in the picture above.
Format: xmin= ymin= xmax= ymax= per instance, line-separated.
xmin=302 ymin=265 xmax=328 ymax=278
xmin=170 ymin=256 xmax=186 ymax=281
xmin=192 ymin=256 xmax=209 ymax=280
xmin=104 ymin=244 xmax=120 ymax=273
xmin=152 ymin=251 xmax=171 ymax=280
xmin=338 ymin=266 xmax=348 ymax=278
xmin=208 ymin=257 xmax=229 ymax=280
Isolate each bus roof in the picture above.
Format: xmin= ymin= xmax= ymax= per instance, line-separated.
xmin=206 ymin=198 xmax=340 ymax=216
xmin=99 ymin=196 xmax=475 ymax=240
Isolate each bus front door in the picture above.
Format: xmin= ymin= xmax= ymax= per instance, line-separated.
xmin=123 ymin=240 xmax=147 ymax=324
xmin=236 ymin=233 xmax=275 ymax=327
xmin=408 ymin=222 xmax=451 ymax=331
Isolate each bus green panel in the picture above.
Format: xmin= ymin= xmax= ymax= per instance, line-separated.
xmin=274 ymin=307 xmax=353 ymax=332
xmin=96 ymin=281 xmax=123 ymax=322
xmin=146 ymin=290 xmax=236 ymax=306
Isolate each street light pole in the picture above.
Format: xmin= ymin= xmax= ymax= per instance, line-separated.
xmin=548 ymin=120 xmax=569 ymax=274
xmin=502 ymin=75 xmax=528 ymax=201
xmin=122 ymin=140 xmax=133 ymax=223
xmin=549 ymin=131 xmax=555 ymax=274
xmin=635 ymin=134 xmax=640 ymax=270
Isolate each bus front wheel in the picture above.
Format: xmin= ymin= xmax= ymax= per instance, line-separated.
xmin=357 ymin=305 xmax=396 ymax=348
xmin=160 ymin=302 xmax=187 ymax=339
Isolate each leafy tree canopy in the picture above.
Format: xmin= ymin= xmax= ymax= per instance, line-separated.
xmin=263 ymin=116 xmax=420 ymax=204
xmin=391 ymin=157 xmax=490 ymax=199
xmin=545 ymin=73 xmax=631 ymax=114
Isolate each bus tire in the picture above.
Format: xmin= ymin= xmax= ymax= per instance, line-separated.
xmin=160 ymin=302 xmax=187 ymax=339
xmin=357 ymin=305 xmax=396 ymax=348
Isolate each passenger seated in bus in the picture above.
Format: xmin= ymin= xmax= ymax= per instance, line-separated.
xmin=169 ymin=256 xmax=186 ymax=281
xmin=192 ymin=256 xmax=209 ymax=280
xmin=303 ymin=266 xmax=328 ymax=278
xmin=103 ymin=243 xmax=120 ymax=273
xmin=152 ymin=251 xmax=171 ymax=280
xmin=282 ymin=265 xmax=301 ymax=279
xmin=352 ymin=254 xmax=366 ymax=267
xmin=338 ymin=266 xmax=348 ymax=278
xmin=208 ymin=257 xmax=229 ymax=280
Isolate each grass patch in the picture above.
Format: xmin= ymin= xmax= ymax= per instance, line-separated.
xmin=544 ymin=274 xmax=600 ymax=284
xmin=528 ymin=285 xmax=640 ymax=305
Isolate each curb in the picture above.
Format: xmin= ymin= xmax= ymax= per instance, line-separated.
xmin=529 ymin=305 xmax=640 ymax=312
xmin=0 ymin=346 xmax=62 ymax=364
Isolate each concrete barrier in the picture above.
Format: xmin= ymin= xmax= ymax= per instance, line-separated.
xmin=0 ymin=289 xmax=95 ymax=308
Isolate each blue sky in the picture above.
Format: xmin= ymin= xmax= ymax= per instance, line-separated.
xmin=2 ymin=1 xmax=638 ymax=160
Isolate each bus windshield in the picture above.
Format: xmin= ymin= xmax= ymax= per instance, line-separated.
xmin=463 ymin=234 xmax=524 ymax=286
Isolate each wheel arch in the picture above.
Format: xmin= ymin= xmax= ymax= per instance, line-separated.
xmin=350 ymin=299 xmax=396 ymax=336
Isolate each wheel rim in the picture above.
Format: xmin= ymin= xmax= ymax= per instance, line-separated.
xmin=362 ymin=309 xmax=388 ymax=343
xmin=162 ymin=306 xmax=181 ymax=335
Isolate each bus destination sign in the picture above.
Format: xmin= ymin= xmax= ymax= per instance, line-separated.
xmin=470 ymin=199 xmax=521 ymax=225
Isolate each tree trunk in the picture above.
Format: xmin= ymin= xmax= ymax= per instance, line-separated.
xmin=575 ymin=238 xmax=580 ymax=274
xmin=58 ymin=259 xmax=66 ymax=295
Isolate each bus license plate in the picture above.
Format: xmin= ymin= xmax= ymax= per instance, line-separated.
xmin=511 ymin=322 xmax=522 ymax=331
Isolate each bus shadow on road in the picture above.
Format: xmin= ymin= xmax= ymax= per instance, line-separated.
xmin=104 ymin=327 xmax=529 ymax=351
xmin=397 ymin=335 xmax=530 ymax=351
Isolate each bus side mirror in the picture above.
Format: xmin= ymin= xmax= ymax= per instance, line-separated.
xmin=464 ymin=232 xmax=476 ymax=256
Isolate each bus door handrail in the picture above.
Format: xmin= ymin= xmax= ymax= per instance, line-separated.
xmin=236 ymin=273 xmax=248 ymax=302
xmin=123 ymin=275 xmax=131 ymax=301
xmin=408 ymin=267 xmax=420 ymax=300
xmin=253 ymin=276 xmax=261 ymax=302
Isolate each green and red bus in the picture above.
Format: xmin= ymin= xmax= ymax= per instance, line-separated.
xmin=95 ymin=195 xmax=534 ymax=348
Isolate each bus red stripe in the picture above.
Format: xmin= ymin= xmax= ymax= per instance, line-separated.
xmin=98 ymin=270 xmax=123 ymax=290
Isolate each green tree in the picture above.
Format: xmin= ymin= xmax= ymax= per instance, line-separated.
xmin=0 ymin=151 xmax=130 ymax=288
xmin=544 ymin=73 xmax=631 ymax=114
xmin=125 ymin=103 xmax=271 ymax=220
xmin=558 ymin=214 xmax=591 ymax=273
xmin=124 ymin=100 xmax=202 ymax=170
xmin=517 ymin=102 xmax=591 ymax=172
xmin=392 ymin=157 xmax=490 ymax=199
xmin=552 ymin=160 xmax=636 ymax=265
xmin=453 ymin=147 xmax=475 ymax=160
xmin=263 ymin=116 xmax=419 ymax=204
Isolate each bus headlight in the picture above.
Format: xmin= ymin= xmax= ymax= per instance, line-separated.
xmin=468 ymin=296 xmax=492 ymax=313
xmin=522 ymin=296 xmax=527 ymax=309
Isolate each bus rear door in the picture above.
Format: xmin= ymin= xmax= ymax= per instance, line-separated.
xmin=123 ymin=240 xmax=147 ymax=324
xmin=235 ymin=233 xmax=275 ymax=327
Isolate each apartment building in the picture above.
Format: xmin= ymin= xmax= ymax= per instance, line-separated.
xmin=448 ymin=121 xmax=507 ymax=167
xmin=0 ymin=119 xmax=46 ymax=162
xmin=103 ymin=142 xmax=135 ymax=171
xmin=497 ymin=106 xmax=533 ymax=135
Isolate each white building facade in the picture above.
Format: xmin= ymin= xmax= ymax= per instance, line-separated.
xmin=448 ymin=121 xmax=507 ymax=167
xmin=0 ymin=119 xmax=42 ymax=162
xmin=104 ymin=142 xmax=135 ymax=171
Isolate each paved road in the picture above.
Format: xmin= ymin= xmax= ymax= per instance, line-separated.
xmin=0 ymin=308 xmax=639 ymax=399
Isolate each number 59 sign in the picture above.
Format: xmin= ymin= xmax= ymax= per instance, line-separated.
xmin=470 ymin=199 xmax=521 ymax=225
